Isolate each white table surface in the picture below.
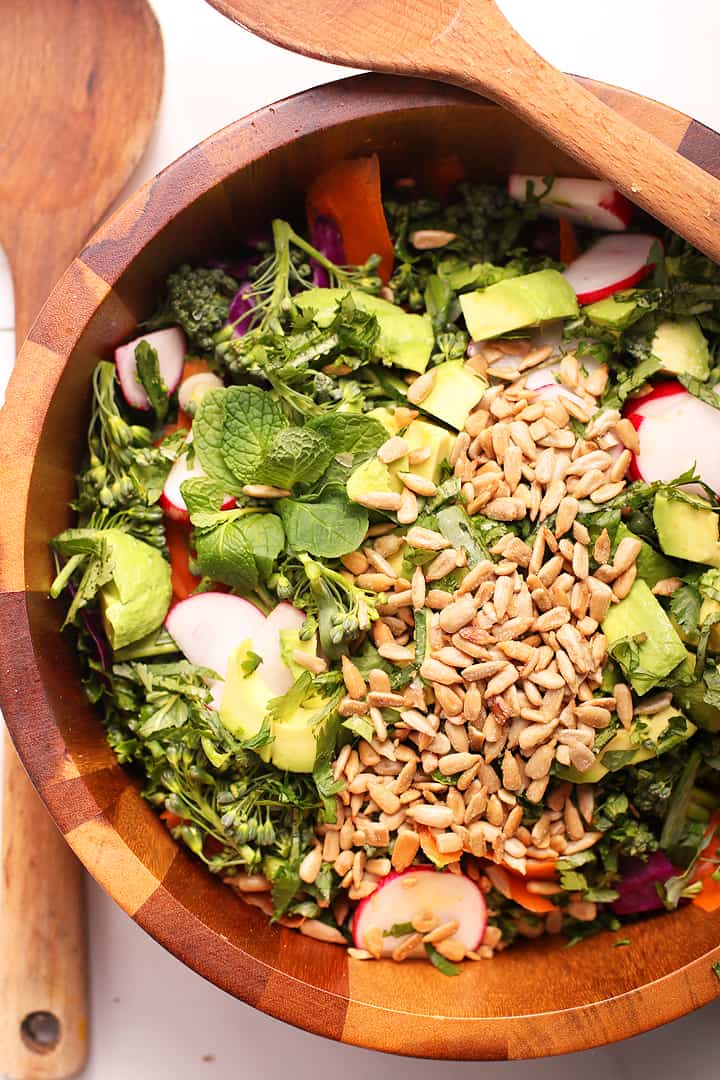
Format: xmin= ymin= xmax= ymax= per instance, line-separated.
xmin=2 ymin=0 xmax=720 ymax=1075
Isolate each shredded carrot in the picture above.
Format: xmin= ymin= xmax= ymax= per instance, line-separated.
xmin=180 ymin=357 xmax=212 ymax=380
xmin=505 ymin=871 xmax=557 ymax=914
xmin=423 ymin=153 xmax=465 ymax=203
xmin=417 ymin=825 xmax=462 ymax=867
xmin=165 ymin=518 xmax=200 ymax=601
xmin=518 ymin=858 xmax=558 ymax=881
xmin=692 ymin=812 xmax=720 ymax=912
xmin=559 ymin=216 xmax=580 ymax=265
xmin=306 ymin=155 xmax=395 ymax=283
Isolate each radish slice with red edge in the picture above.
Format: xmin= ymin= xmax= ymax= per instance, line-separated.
xmin=165 ymin=592 xmax=266 ymax=693
xmin=353 ymin=866 xmax=487 ymax=957
xmin=253 ymin=602 xmax=307 ymax=696
xmin=563 ymin=234 xmax=657 ymax=304
xmin=178 ymin=371 xmax=223 ymax=413
xmin=115 ymin=327 xmax=186 ymax=410
xmin=160 ymin=438 xmax=236 ymax=524
xmin=624 ymin=380 xmax=720 ymax=490
xmin=508 ymin=175 xmax=633 ymax=231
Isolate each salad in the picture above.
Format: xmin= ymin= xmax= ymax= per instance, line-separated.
xmin=52 ymin=154 xmax=720 ymax=972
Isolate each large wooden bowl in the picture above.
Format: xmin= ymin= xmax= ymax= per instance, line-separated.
xmin=1 ymin=74 xmax=720 ymax=1060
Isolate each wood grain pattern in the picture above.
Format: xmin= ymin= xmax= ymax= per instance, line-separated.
xmin=0 ymin=74 xmax=719 ymax=1061
xmin=205 ymin=0 xmax=720 ymax=261
xmin=0 ymin=3 xmax=163 ymax=1077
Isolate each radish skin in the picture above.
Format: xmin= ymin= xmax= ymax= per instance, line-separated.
xmin=563 ymin=234 xmax=656 ymax=304
xmin=178 ymin=371 xmax=223 ymax=413
xmin=115 ymin=327 xmax=186 ymax=410
xmin=160 ymin=436 xmax=236 ymax=523
xmin=508 ymin=175 xmax=633 ymax=231
xmin=353 ymin=866 xmax=487 ymax=957
xmin=165 ymin=593 xmax=266 ymax=685
xmin=624 ymin=381 xmax=720 ymax=490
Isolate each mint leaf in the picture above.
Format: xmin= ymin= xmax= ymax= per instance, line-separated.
xmin=222 ymin=385 xmax=286 ymax=484
xmin=308 ymin=413 xmax=387 ymax=459
xmin=193 ymin=388 xmax=245 ymax=494
xmin=180 ymin=476 xmax=226 ymax=515
xmin=135 ymin=340 xmax=169 ymax=422
xmin=279 ymin=491 xmax=368 ymax=558
xmin=194 ymin=517 xmax=258 ymax=590
xmin=235 ymin=513 xmax=284 ymax=579
xmin=257 ymin=427 xmax=333 ymax=491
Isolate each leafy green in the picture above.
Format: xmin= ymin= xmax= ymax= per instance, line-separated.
xmin=194 ymin=515 xmax=258 ymax=591
xmin=295 ymin=554 xmax=378 ymax=659
xmin=384 ymin=921 xmax=415 ymax=937
xmin=145 ymin=264 xmax=239 ymax=353
xmin=307 ymin=412 xmax=387 ymax=460
xmin=436 ymin=506 xmax=492 ymax=566
xmin=240 ymin=651 xmax=263 ymax=677
xmin=670 ymin=584 xmax=702 ymax=639
xmin=134 ymin=340 xmax=169 ymax=423
xmin=279 ymin=491 xmax=368 ymax=558
xmin=192 ymin=388 xmax=246 ymax=494
xmin=222 ymin=385 xmax=287 ymax=484
xmin=180 ymin=476 xmax=227 ymax=516
xmin=679 ymin=372 xmax=720 ymax=410
xmin=233 ymin=513 xmax=285 ymax=579
xmin=601 ymin=355 xmax=661 ymax=410
xmin=257 ymin=427 xmax=333 ymax=491
xmin=424 ymin=942 xmax=461 ymax=976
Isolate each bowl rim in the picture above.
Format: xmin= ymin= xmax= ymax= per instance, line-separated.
xmin=1 ymin=72 xmax=720 ymax=1060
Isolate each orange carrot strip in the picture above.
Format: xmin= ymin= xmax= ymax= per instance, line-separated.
xmin=306 ymin=155 xmax=394 ymax=283
xmin=505 ymin=872 xmax=557 ymax=914
xmin=559 ymin=216 xmax=580 ymax=265
xmin=165 ymin=519 xmax=200 ymax=601
xmin=692 ymin=811 xmax=720 ymax=912
xmin=417 ymin=825 xmax=462 ymax=868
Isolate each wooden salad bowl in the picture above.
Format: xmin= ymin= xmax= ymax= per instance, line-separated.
xmin=1 ymin=74 xmax=719 ymax=1060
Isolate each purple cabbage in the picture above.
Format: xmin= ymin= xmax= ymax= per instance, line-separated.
xmin=228 ymin=282 xmax=256 ymax=338
xmin=611 ymin=852 xmax=678 ymax=915
xmin=308 ymin=215 xmax=345 ymax=287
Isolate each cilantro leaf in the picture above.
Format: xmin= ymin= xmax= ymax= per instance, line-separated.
xmin=240 ymin=650 xmax=263 ymax=677
xmin=601 ymin=355 xmax=661 ymax=410
xmin=425 ymin=942 xmax=461 ymax=976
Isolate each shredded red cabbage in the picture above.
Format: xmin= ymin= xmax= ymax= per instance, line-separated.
xmin=611 ymin=851 xmax=678 ymax=915
xmin=309 ymin=215 xmax=345 ymax=287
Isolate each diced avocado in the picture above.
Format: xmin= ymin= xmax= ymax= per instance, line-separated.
xmin=415 ymin=360 xmax=488 ymax=431
xmin=386 ymin=543 xmax=408 ymax=578
xmin=347 ymin=455 xmax=406 ymax=503
xmin=99 ymin=529 xmax=172 ymax=650
xmin=583 ymin=293 xmax=639 ymax=329
xmin=651 ymin=318 xmax=710 ymax=379
xmin=271 ymin=705 xmax=323 ymax=772
xmin=401 ymin=420 xmax=454 ymax=483
xmin=653 ymin=490 xmax=720 ymax=568
xmin=674 ymin=681 xmax=720 ymax=732
xmin=279 ymin=628 xmax=318 ymax=680
xmin=613 ymin=521 xmax=677 ymax=588
xmin=557 ymin=705 xmax=696 ymax=783
xmin=459 ymin=269 xmax=578 ymax=341
xmin=602 ymin=579 xmax=688 ymax=695
xmin=367 ymin=406 xmax=401 ymax=434
xmin=219 ymin=640 xmax=272 ymax=761
xmin=295 ymin=287 xmax=433 ymax=373
xmin=699 ymin=598 xmax=720 ymax=652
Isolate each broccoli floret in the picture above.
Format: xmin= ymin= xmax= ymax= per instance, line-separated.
xmin=148 ymin=264 xmax=239 ymax=353
xmin=296 ymin=553 xmax=378 ymax=659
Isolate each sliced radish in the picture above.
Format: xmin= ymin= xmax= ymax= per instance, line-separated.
xmin=252 ymin=603 xmax=307 ymax=696
xmin=115 ymin=327 xmax=186 ymax=410
xmin=624 ymin=380 xmax=720 ymax=490
xmin=178 ymin=371 xmax=223 ymax=413
xmin=563 ymin=234 xmax=657 ymax=304
xmin=353 ymin=866 xmax=487 ymax=957
xmin=165 ymin=593 xmax=266 ymax=707
xmin=509 ymin=175 xmax=633 ymax=232
xmin=160 ymin=437 xmax=236 ymax=524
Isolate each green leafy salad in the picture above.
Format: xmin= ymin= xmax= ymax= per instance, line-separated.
xmin=52 ymin=159 xmax=720 ymax=969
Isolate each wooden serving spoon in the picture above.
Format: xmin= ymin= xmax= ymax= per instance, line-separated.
xmin=206 ymin=0 xmax=720 ymax=261
xmin=0 ymin=2 xmax=163 ymax=1077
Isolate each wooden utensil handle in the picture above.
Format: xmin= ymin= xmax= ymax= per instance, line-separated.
xmin=0 ymin=734 xmax=87 ymax=1079
xmin=432 ymin=0 xmax=720 ymax=261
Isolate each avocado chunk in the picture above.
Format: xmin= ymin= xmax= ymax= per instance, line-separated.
xmin=557 ymin=705 xmax=696 ymax=783
xmin=219 ymin=640 xmax=272 ymax=761
xmin=651 ymin=318 xmax=710 ymax=379
xmin=674 ymin=680 xmax=720 ymax=732
xmin=415 ymin=360 xmax=488 ymax=431
xmin=402 ymin=419 xmax=454 ymax=483
xmin=613 ymin=521 xmax=677 ymax=588
xmin=653 ymin=490 xmax=720 ymax=568
xmin=347 ymin=455 xmax=406 ymax=504
xmin=99 ymin=529 xmax=172 ymax=650
xmin=699 ymin=598 xmax=720 ymax=652
xmin=459 ymin=269 xmax=578 ymax=341
xmin=270 ymin=706 xmax=324 ymax=772
xmin=279 ymin=627 xmax=318 ymax=680
xmin=294 ymin=287 xmax=433 ymax=373
xmin=583 ymin=293 xmax=639 ymax=329
xmin=602 ymin=579 xmax=688 ymax=695
xmin=367 ymin=406 xmax=401 ymax=435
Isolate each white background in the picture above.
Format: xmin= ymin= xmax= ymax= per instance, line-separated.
xmin=2 ymin=0 xmax=720 ymax=1076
